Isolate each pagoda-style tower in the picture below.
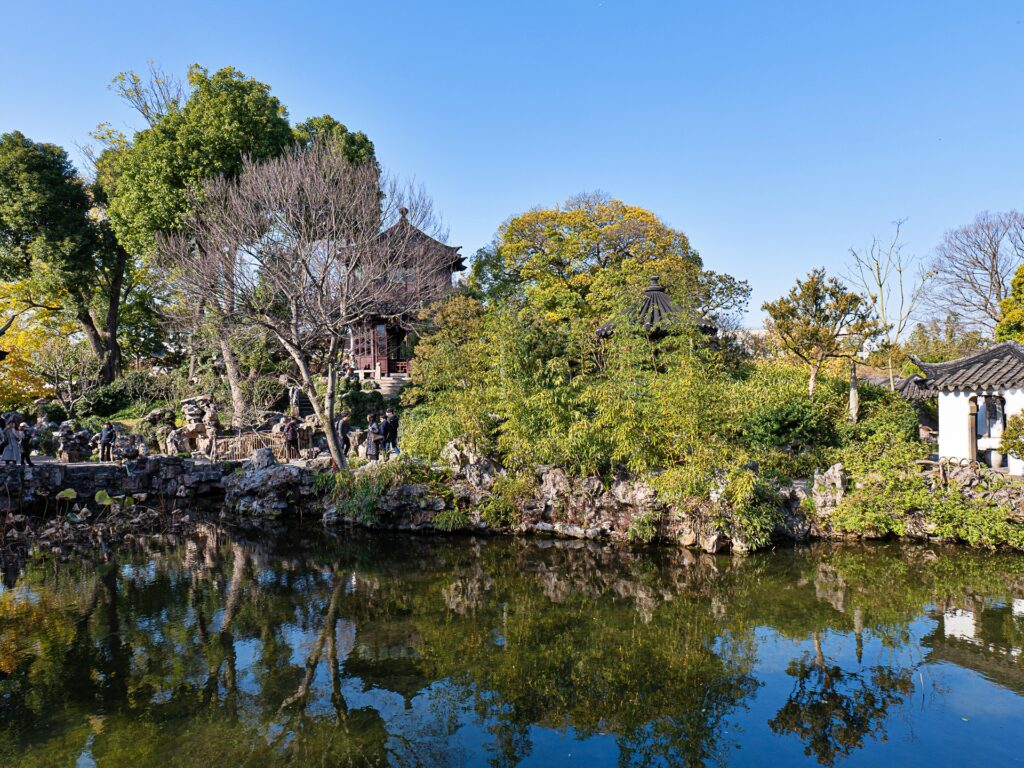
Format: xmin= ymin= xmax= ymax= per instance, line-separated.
xmin=348 ymin=211 xmax=464 ymax=379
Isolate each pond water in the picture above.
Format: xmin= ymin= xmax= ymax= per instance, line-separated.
xmin=2 ymin=530 xmax=1024 ymax=767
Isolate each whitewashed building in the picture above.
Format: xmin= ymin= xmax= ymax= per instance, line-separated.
xmin=912 ymin=341 xmax=1024 ymax=475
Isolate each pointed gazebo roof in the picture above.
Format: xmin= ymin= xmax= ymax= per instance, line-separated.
xmin=596 ymin=276 xmax=719 ymax=339
xmin=377 ymin=208 xmax=465 ymax=272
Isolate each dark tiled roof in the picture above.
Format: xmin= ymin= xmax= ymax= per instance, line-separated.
xmin=896 ymin=374 xmax=934 ymax=400
xmin=378 ymin=214 xmax=465 ymax=271
xmin=597 ymin=276 xmax=719 ymax=339
xmin=911 ymin=342 xmax=1024 ymax=392
xmin=861 ymin=374 xmax=934 ymax=401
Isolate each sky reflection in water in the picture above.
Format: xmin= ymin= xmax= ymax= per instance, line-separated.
xmin=1 ymin=529 xmax=1024 ymax=767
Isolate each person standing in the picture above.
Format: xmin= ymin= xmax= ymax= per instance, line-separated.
xmin=18 ymin=423 xmax=34 ymax=467
xmin=1 ymin=420 xmax=22 ymax=466
xmin=283 ymin=417 xmax=299 ymax=460
xmin=382 ymin=407 xmax=400 ymax=455
xmin=364 ymin=414 xmax=381 ymax=462
xmin=335 ymin=412 xmax=352 ymax=457
xmin=99 ymin=422 xmax=115 ymax=462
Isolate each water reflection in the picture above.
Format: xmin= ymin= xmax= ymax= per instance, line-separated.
xmin=2 ymin=529 xmax=1024 ymax=767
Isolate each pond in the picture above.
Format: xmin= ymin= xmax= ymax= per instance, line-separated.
xmin=2 ymin=529 xmax=1024 ymax=767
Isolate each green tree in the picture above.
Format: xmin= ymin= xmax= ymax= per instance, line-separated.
xmin=293 ymin=114 xmax=376 ymax=167
xmin=996 ymin=261 xmax=1024 ymax=342
xmin=99 ymin=65 xmax=293 ymax=424
xmin=763 ymin=269 xmax=880 ymax=398
xmin=902 ymin=312 xmax=985 ymax=366
xmin=101 ymin=64 xmax=295 ymax=258
xmin=0 ymin=131 xmax=131 ymax=383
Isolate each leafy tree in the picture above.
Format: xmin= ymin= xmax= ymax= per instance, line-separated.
xmin=97 ymin=65 xmax=293 ymax=424
xmin=996 ymin=260 xmax=1024 ymax=342
xmin=0 ymin=131 xmax=131 ymax=383
xmin=293 ymin=114 xmax=376 ymax=167
xmin=763 ymin=268 xmax=880 ymax=398
xmin=101 ymin=65 xmax=295 ymax=257
xmin=901 ymin=313 xmax=986 ymax=366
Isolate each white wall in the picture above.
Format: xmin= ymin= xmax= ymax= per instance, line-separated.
xmin=938 ymin=391 xmax=975 ymax=462
xmin=937 ymin=388 xmax=1024 ymax=476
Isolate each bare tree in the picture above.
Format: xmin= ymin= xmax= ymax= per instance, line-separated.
xmin=160 ymin=140 xmax=452 ymax=466
xmin=110 ymin=61 xmax=184 ymax=127
xmin=30 ymin=337 xmax=103 ymax=414
xmin=847 ymin=220 xmax=929 ymax=389
xmin=926 ymin=210 xmax=1024 ymax=336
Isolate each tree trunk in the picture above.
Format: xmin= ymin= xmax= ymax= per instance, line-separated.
xmin=808 ymin=358 xmax=822 ymax=399
xmin=849 ymin=358 xmax=860 ymax=423
xmin=218 ymin=337 xmax=247 ymax=429
xmin=98 ymin=245 xmax=128 ymax=384
xmin=75 ymin=307 xmax=116 ymax=385
xmin=887 ymin=351 xmax=896 ymax=391
xmin=279 ymin=339 xmax=346 ymax=468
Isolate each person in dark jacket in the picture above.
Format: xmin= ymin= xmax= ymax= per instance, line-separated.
xmin=364 ymin=414 xmax=381 ymax=461
xmin=99 ymin=422 xmax=115 ymax=462
xmin=382 ymin=407 xmax=400 ymax=455
xmin=19 ymin=423 xmax=34 ymax=467
xmin=283 ymin=417 xmax=299 ymax=460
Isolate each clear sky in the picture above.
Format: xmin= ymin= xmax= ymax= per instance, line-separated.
xmin=2 ymin=1 xmax=1022 ymax=322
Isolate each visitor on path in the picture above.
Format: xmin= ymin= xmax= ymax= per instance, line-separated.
xmin=365 ymin=414 xmax=382 ymax=462
xmin=18 ymin=423 xmax=34 ymax=467
xmin=99 ymin=422 xmax=115 ymax=462
xmin=1 ymin=419 xmax=23 ymax=466
xmin=382 ymin=407 xmax=400 ymax=455
xmin=283 ymin=417 xmax=299 ymax=460
xmin=335 ymin=412 xmax=351 ymax=456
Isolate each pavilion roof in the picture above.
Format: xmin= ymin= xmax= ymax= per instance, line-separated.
xmin=596 ymin=276 xmax=719 ymax=339
xmin=378 ymin=210 xmax=465 ymax=272
xmin=911 ymin=341 xmax=1024 ymax=392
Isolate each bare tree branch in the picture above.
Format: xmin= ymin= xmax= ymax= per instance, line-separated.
xmin=159 ymin=140 xmax=453 ymax=465
xmin=925 ymin=210 xmax=1024 ymax=336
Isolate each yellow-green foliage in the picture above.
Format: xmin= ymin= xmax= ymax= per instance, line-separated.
xmin=401 ymin=196 xmax=948 ymax=549
xmin=717 ymin=467 xmax=782 ymax=549
xmin=478 ymin=474 xmax=536 ymax=530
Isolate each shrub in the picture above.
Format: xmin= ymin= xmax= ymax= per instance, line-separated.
xmin=626 ymin=511 xmax=660 ymax=544
xmin=744 ymin=398 xmax=834 ymax=451
xmin=77 ymin=371 xmax=171 ymax=418
xmin=479 ymin=497 xmax=519 ymax=529
xmin=830 ymin=429 xmax=929 ymax=537
xmin=477 ymin=474 xmax=534 ymax=529
xmin=717 ymin=467 xmax=781 ymax=549
xmin=433 ymin=506 xmax=471 ymax=532
xmin=1002 ymin=412 xmax=1024 ymax=460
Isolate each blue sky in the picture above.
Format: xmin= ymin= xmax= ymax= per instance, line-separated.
xmin=2 ymin=1 xmax=1022 ymax=322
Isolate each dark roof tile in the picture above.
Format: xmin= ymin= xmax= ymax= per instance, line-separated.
xmin=911 ymin=342 xmax=1024 ymax=392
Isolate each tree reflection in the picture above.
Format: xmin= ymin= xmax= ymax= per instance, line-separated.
xmin=0 ymin=534 xmax=1023 ymax=766
xmin=769 ymin=632 xmax=915 ymax=766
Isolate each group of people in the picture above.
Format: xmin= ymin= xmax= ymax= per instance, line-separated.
xmin=1 ymin=419 xmax=34 ymax=467
xmin=334 ymin=407 xmax=400 ymax=462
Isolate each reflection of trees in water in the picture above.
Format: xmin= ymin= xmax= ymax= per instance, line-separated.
xmin=1 ymin=534 xmax=1024 ymax=766
xmin=769 ymin=631 xmax=915 ymax=766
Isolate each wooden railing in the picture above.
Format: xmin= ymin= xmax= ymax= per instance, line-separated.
xmin=213 ymin=430 xmax=315 ymax=461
